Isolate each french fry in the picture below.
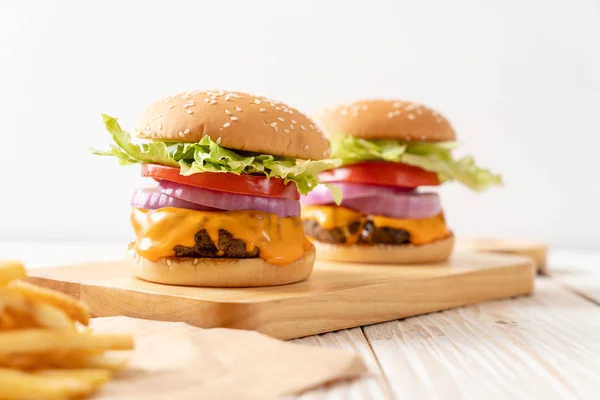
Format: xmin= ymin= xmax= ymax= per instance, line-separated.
xmin=0 ymin=260 xmax=133 ymax=399
xmin=0 ymin=367 xmax=92 ymax=400
xmin=36 ymin=368 xmax=112 ymax=388
xmin=0 ymin=260 xmax=26 ymax=286
xmin=0 ymin=292 xmax=74 ymax=330
xmin=0 ymin=311 xmax=18 ymax=330
xmin=49 ymin=352 xmax=130 ymax=371
xmin=6 ymin=280 xmax=91 ymax=325
xmin=0 ymin=330 xmax=134 ymax=356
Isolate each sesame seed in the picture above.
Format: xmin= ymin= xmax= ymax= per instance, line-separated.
xmin=304 ymin=145 xmax=309 ymax=151
xmin=230 ymin=116 xmax=238 ymax=121
xmin=270 ymin=122 xmax=277 ymax=127
xmin=435 ymin=117 xmax=443 ymax=124
xmin=284 ymin=128 xmax=290 ymax=133
xmin=290 ymin=124 xmax=294 ymax=129
xmin=225 ymin=95 xmax=230 ymax=101
xmin=183 ymin=103 xmax=194 ymax=109
xmin=235 ymin=106 xmax=242 ymax=111
xmin=407 ymin=113 xmax=415 ymax=120
xmin=168 ymin=104 xmax=175 ymax=109
xmin=340 ymin=109 xmax=348 ymax=116
xmin=166 ymin=259 xmax=173 ymax=266
xmin=260 ymin=108 xmax=266 ymax=112
xmin=193 ymin=258 xmax=199 ymax=265
xmin=416 ymin=108 xmax=423 ymax=115
xmin=158 ymin=124 xmax=163 ymax=130
xmin=277 ymin=117 xmax=284 ymax=122
xmin=309 ymin=124 xmax=314 ymax=130
xmin=187 ymin=110 xmax=194 ymax=115
xmin=300 ymin=125 xmax=306 ymax=130
xmin=387 ymin=112 xmax=394 ymax=118
xmin=362 ymin=105 xmax=368 ymax=111
xmin=223 ymin=122 xmax=231 ymax=128
xmin=225 ymin=110 xmax=232 ymax=115
xmin=210 ymin=99 xmax=217 ymax=105
xmin=216 ymin=137 xmax=222 ymax=144
xmin=254 ymin=99 xmax=262 ymax=104
xmin=275 ymin=107 xmax=281 ymax=111
xmin=405 ymin=104 xmax=416 ymax=111
xmin=178 ymin=132 xmax=185 ymax=138
xmin=288 ymin=110 xmax=294 ymax=114
xmin=181 ymin=94 xmax=191 ymax=100
xmin=184 ymin=128 xmax=190 ymax=134
xmin=204 ymin=98 xmax=209 ymax=102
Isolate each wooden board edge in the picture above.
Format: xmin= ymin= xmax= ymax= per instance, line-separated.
xmin=239 ymin=256 xmax=536 ymax=339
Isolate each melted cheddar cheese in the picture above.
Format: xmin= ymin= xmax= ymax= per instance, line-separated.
xmin=131 ymin=207 xmax=306 ymax=266
xmin=301 ymin=206 xmax=367 ymax=245
xmin=301 ymin=205 xmax=449 ymax=245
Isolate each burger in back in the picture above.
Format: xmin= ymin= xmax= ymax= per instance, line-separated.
xmin=92 ymin=90 xmax=339 ymax=287
xmin=302 ymin=99 xmax=502 ymax=264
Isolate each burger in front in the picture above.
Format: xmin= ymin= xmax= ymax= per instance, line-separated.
xmin=302 ymin=99 xmax=502 ymax=264
xmin=92 ymin=90 xmax=339 ymax=287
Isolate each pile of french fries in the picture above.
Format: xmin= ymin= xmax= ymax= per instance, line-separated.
xmin=0 ymin=260 xmax=134 ymax=399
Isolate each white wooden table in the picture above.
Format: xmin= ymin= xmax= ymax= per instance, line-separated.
xmin=2 ymin=242 xmax=599 ymax=399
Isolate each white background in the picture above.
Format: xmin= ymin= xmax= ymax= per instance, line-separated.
xmin=0 ymin=0 xmax=598 ymax=248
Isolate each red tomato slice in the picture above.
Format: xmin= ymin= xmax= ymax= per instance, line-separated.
xmin=318 ymin=161 xmax=440 ymax=188
xmin=141 ymin=164 xmax=300 ymax=200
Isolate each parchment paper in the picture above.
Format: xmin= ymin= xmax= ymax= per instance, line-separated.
xmin=91 ymin=317 xmax=367 ymax=400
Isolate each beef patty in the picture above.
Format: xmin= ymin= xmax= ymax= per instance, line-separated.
xmin=303 ymin=219 xmax=410 ymax=245
xmin=173 ymin=229 xmax=259 ymax=258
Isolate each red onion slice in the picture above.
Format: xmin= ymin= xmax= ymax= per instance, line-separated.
xmin=301 ymin=183 xmax=414 ymax=206
xmin=341 ymin=192 xmax=441 ymax=219
xmin=302 ymin=183 xmax=441 ymax=219
xmin=131 ymin=188 xmax=219 ymax=211
xmin=157 ymin=180 xmax=301 ymax=217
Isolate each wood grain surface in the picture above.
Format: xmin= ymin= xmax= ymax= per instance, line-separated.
xmin=363 ymin=278 xmax=600 ymax=399
xmin=27 ymin=252 xmax=534 ymax=340
xmin=546 ymin=251 xmax=600 ymax=304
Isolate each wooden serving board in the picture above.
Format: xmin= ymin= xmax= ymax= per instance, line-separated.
xmin=27 ymin=252 xmax=535 ymax=340
xmin=455 ymin=238 xmax=548 ymax=273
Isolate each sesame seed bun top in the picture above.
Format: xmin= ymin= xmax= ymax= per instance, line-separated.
xmin=135 ymin=90 xmax=330 ymax=160
xmin=315 ymin=99 xmax=456 ymax=142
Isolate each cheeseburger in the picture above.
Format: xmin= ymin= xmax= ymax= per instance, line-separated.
xmin=302 ymin=99 xmax=502 ymax=264
xmin=92 ymin=90 xmax=338 ymax=287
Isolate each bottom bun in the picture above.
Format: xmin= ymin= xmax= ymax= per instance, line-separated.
xmin=313 ymin=235 xmax=454 ymax=264
xmin=128 ymin=243 xmax=315 ymax=287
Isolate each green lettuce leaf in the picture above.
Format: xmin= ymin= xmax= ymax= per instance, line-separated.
xmin=330 ymin=137 xmax=502 ymax=191
xmin=323 ymin=183 xmax=343 ymax=205
xmin=91 ymin=114 xmax=341 ymax=195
